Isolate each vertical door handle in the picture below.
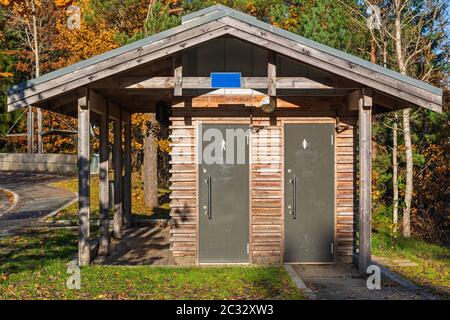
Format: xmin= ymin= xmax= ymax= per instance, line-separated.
xmin=291 ymin=175 xmax=297 ymax=219
xmin=207 ymin=176 xmax=212 ymax=219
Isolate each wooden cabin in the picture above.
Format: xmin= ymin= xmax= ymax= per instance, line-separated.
xmin=7 ymin=5 xmax=442 ymax=272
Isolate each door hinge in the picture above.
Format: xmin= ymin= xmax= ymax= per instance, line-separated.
xmin=247 ymin=243 xmax=250 ymax=254
xmin=331 ymin=242 xmax=334 ymax=254
xmin=331 ymin=134 xmax=334 ymax=146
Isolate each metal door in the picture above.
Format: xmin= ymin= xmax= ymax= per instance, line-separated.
xmin=199 ymin=124 xmax=250 ymax=263
xmin=284 ymin=124 xmax=335 ymax=263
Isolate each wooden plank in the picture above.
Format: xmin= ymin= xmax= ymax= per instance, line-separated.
xmin=98 ymin=102 xmax=110 ymax=256
xmin=37 ymin=108 xmax=42 ymax=154
xmin=96 ymin=76 xmax=340 ymax=90
xmin=113 ymin=112 xmax=123 ymax=239
xmin=173 ymin=55 xmax=182 ymax=96
xmin=253 ymin=233 xmax=282 ymax=241
xmin=43 ymin=88 xmax=85 ymax=110
xmin=252 ymin=250 xmax=282 ymax=257
xmin=252 ymin=225 xmax=282 ymax=233
xmin=123 ymin=111 xmax=132 ymax=227
xmin=268 ymin=51 xmax=276 ymax=96
xmin=77 ymin=92 xmax=90 ymax=266
xmin=347 ymin=90 xmax=360 ymax=111
xmin=358 ymin=88 xmax=372 ymax=274
xmin=27 ymin=107 xmax=34 ymax=153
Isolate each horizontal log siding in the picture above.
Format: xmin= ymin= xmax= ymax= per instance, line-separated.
xmin=251 ymin=118 xmax=283 ymax=264
xmin=169 ymin=118 xmax=197 ymax=264
xmin=335 ymin=119 xmax=357 ymax=263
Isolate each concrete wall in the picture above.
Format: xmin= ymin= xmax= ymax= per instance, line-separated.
xmin=0 ymin=153 xmax=77 ymax=173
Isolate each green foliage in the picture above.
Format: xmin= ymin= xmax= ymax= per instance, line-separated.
xmin=128 ymin=1 xmax=181 ymax=44
xmin=372 ymin=230 xmax=450 ymax=298
xmin=183 ymin=0 xmax=369 ymax=56
xmin=281 ymin=0 xmax=368 ymax=56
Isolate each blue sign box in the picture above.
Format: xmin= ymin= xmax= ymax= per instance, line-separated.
xmin=210 ymin=72 xmax=241 ymax=88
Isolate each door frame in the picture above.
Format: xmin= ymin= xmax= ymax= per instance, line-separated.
xmin=194 ymin=118 xmax=252 ymax=265
xmin=281 ymin=118 xmax=337 ymax=264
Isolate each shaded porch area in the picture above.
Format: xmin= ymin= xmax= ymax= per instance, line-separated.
xmin=94 ymin=224 xmax=173 ymax=266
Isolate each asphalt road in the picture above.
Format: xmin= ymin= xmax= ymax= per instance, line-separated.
xmin=0 ymin=171 xmax=77 ymax=236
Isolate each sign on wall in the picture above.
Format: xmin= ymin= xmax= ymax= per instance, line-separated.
xmin=210 ymin=72 xmax=241 ymax=88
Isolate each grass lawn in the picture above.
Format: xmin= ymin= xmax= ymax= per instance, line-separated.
xmin=372 ymin=230 xmax=450 ymax=299
xmin=0 ymin=228 xmax=303 ymax=300
xmin=50 ymin=172 xmax=170 ymax=221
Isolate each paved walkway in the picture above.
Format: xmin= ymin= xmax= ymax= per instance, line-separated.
xmin=291 ymin=264 xmax=433 ymax=300
xmin=0 ymin=171 xmax=77 ymax=236
xmin=0 ymin=188 xmax=13 ymax=213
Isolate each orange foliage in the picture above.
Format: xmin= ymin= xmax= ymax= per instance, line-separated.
xmin=0 ymin=72 xmax=13 ymax=78
xmin=55 ymin=1 xmax=119 ymax=65
xmin=412 ymin=142 xmax=449 ymax=243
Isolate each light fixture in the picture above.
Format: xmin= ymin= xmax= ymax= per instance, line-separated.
xmin=259 ymin=96 xmax=276 ymax=114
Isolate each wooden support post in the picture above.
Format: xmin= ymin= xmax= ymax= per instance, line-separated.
xmin=113 ymin=109 xmax=123 ymax=239
xmin=27 ymin=106 xmax=34 ymax=153
xmin=173 ymin=55 xmax=182 ymax=96
xmin=123 ymin=112 xmax=132 ymax=227
xmin=347 ymin=90 xmax=361 ymax=111
xmin=37 ymin=107 xmax=42 ymax=153
xmin=77 ymin=93 xmax=91 ymax=266
xmin=358 ymin=88 xmax=372 ymax=274
xmin=98 ymin=104 xmax=110 ymax=255
xmin=268 ymin=51 xmax=277 ymax=96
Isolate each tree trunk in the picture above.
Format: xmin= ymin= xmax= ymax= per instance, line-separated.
xmin=381 ymin=38 xmax=399 ymax=234
xmin=392 ymin=112 xmax=399 ymax=234
xmin=31 ymin=0 xmax=40 ymax=78
xmin=31 ymin=0 xmax=42 ymax=154
xmin=394 ymin=3 xmax=413 ymax=237
xmin=143 ymin=113 xmax=158 ymax=209
xmin=402 ymin=108 xmax=412 ymax=237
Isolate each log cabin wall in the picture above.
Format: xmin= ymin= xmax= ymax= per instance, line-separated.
xmin=169 ymin=97 xmax=357 ymax=265
xmin=335 ymin=118 xmax=357 ymax=263
xmin=169 ymin=118 xmax=197 ymax=264
xmin=250 ymin=117 xmax=283 ymax=264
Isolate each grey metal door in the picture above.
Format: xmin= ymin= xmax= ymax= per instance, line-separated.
xmin=199 ymin=124 xmax=250 ymax=263
xmin=284 ymin=124 xmax=335 ymax=263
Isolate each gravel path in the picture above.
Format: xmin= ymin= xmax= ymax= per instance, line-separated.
xmin=0 ymin=171 xmax=77 ymax=236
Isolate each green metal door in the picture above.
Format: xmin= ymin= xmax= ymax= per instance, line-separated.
xmin=199 ymin=124 xmax=250 ymax=263
xmin=284 ymin=124 xmax=335 ymax=263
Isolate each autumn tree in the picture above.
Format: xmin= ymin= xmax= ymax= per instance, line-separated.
xmin=370 ymin=0 xmax=449 ymax=242
xmin=0 ymin=0 xmax=75 ymax=153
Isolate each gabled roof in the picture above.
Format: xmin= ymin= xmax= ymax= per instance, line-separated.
xmin=7 ymin=4 xmax=443 ymax=112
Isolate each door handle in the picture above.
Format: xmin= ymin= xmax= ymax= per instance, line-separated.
xmin=207 ymin=175 xmax=212 ymax=219
xmin=291 ymin=175 xmax=297 ymax=219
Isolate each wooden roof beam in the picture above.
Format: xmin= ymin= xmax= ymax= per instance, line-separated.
xmin=91 ymin=76 xmax=353 ymax=90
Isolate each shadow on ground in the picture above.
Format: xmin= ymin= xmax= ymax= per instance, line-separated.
xmin=0 ymin=228 xmax=77 ymax=275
